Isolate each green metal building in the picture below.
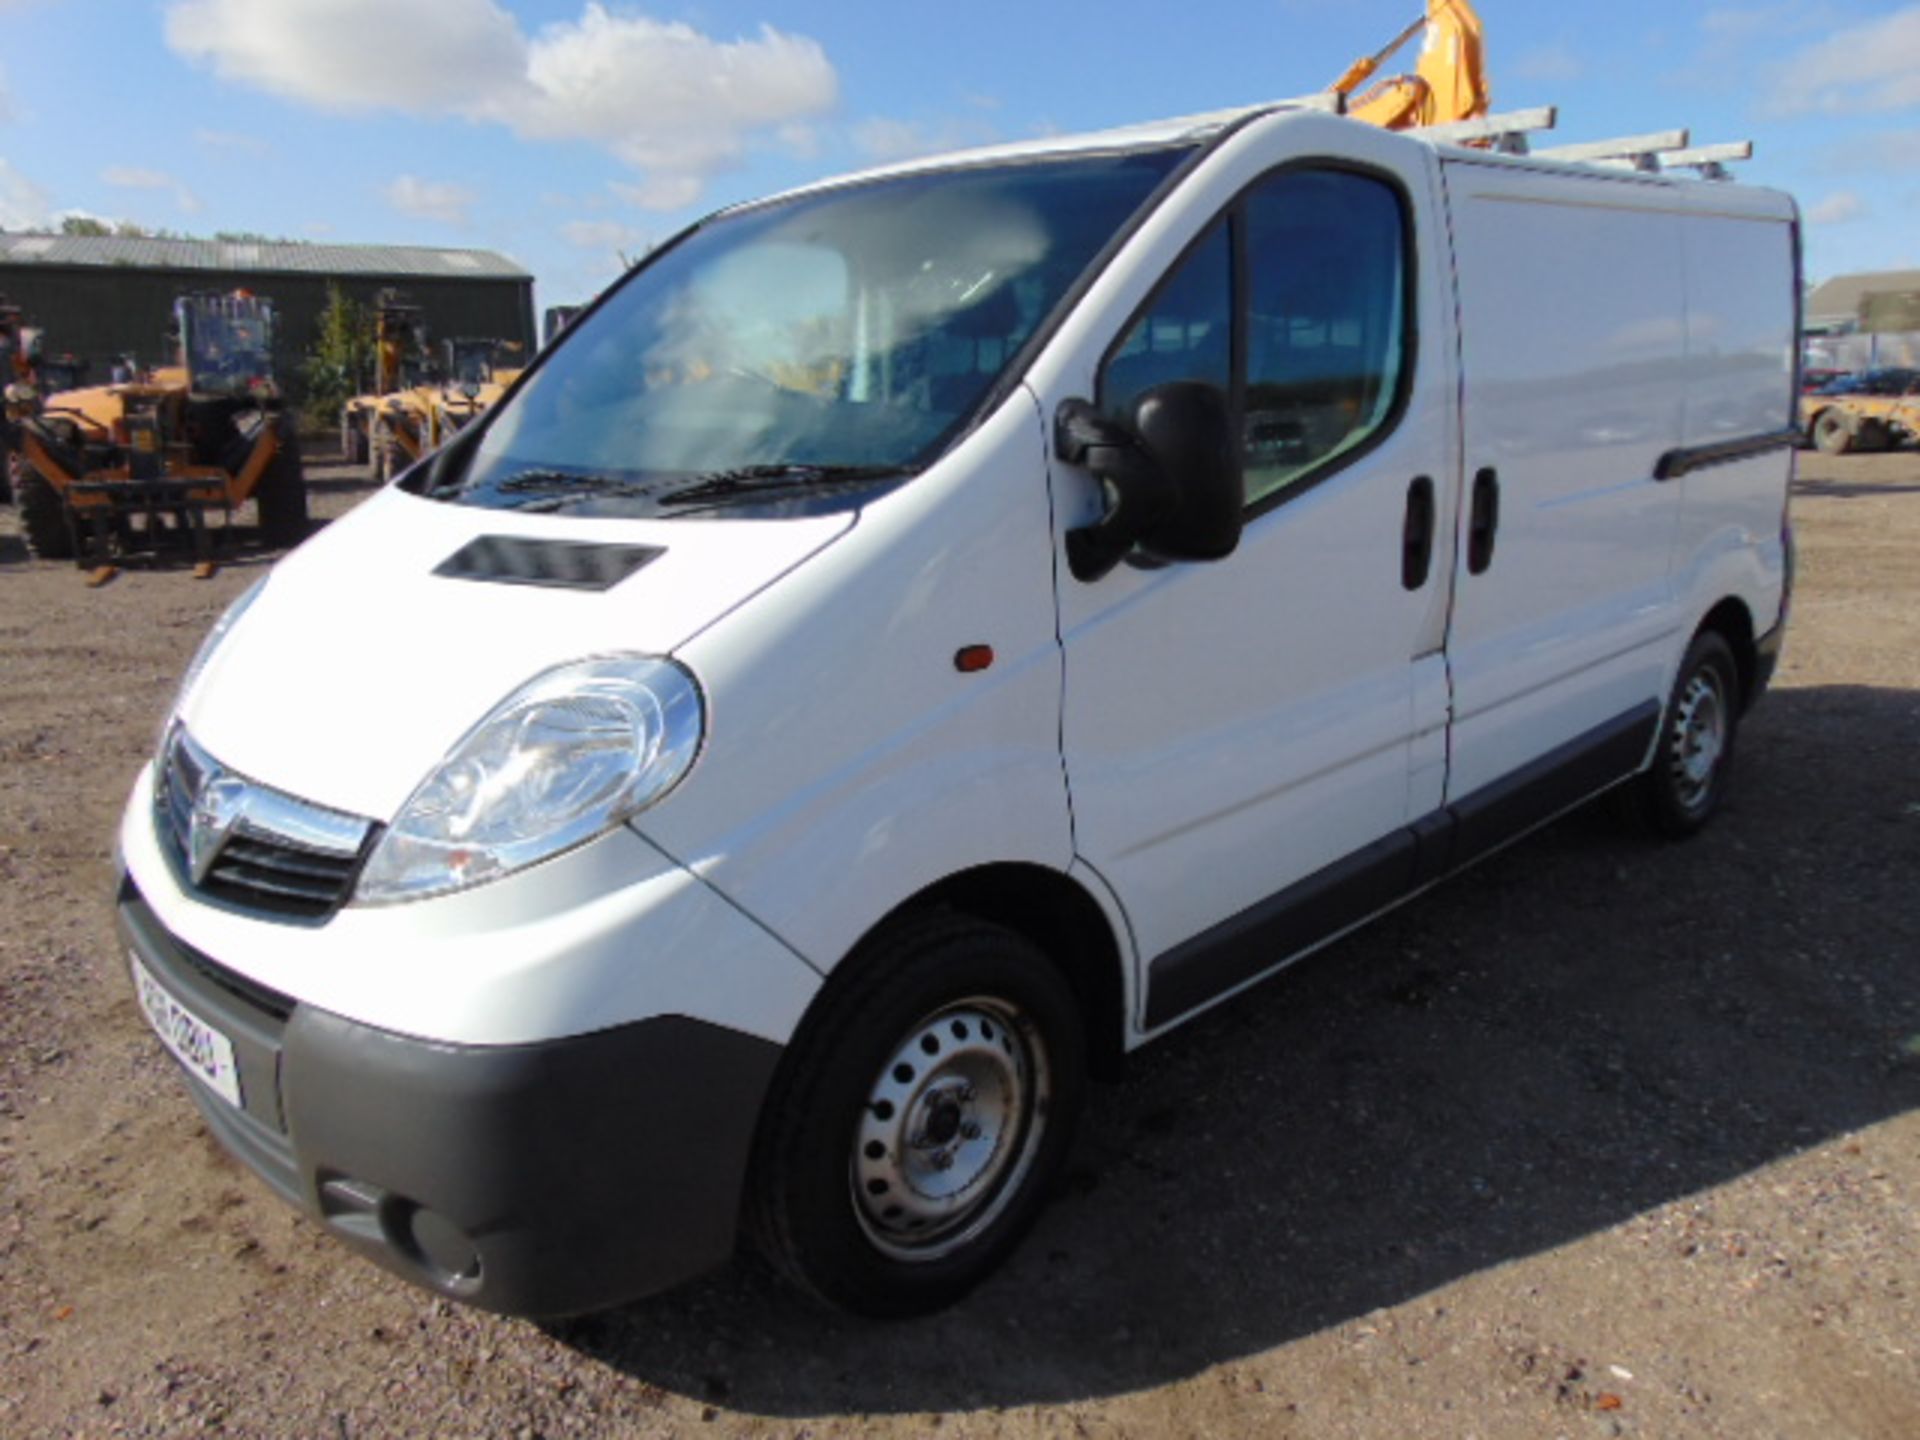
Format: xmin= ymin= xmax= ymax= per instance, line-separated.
xmin=0 ymin=233 xmax=533 ymax=394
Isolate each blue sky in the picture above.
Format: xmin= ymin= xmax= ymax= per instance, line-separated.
xmin=2 ymin=1 xmax=1919 ymax=307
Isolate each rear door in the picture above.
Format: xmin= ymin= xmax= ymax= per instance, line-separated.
xmin=1041 ymin=118 xmax=1459 ymax=1031
xmin=1441 ymin=160 xmax=1688 ymax=810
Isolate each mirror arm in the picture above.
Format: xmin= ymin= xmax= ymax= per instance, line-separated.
xmin=1055 ymin=399 xmax=1177 ymax=583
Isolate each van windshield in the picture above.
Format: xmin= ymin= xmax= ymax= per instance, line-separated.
xmin=438 ymin=147 xmax=1190 ymax=518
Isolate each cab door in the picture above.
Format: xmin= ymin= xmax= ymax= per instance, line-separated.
xmin=1035 ymin=118 xmax=1459 ymax=1033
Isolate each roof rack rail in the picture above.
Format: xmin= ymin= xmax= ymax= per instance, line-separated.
xmin=1418 ymin=106 xmax=1557 ymax=153
xmin=1535 ymin=129 xmax=1690 ymax=170
xmin=1659 ymin=141 xmax=1754 ymax=182
xmin=1410 ymin=109 xmax=1753 ymax=181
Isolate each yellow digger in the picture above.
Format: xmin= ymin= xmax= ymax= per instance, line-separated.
xmin=1332 ymin=0 xmax=1490 ymax=131
xmin=341 ymin=289 xmax=429 ymax=473
xmin=428 ymin=337 xmax=524 ymax=443
xmin=10 ymin=291 xmax=307 ymax=580
xmin=363 ymin=336 xmax=524 ymax=481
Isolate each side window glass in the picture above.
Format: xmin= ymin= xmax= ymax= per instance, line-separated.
xmin=1099 ymin=223 xmax=1231 ymax=426
xmin=1243 ymin=170 xmax=1408 ymax=506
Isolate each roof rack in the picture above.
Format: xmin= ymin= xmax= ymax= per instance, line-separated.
xmin=1166 ymin=95 xmax=1754 ymax=182
xmin=1411 ymin=109 xmax=1754 ymax=181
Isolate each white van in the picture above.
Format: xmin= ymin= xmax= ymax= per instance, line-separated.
xmin=118 ymin=104 xmax=1798 ymax=1318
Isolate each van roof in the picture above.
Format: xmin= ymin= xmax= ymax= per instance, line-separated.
xmin=760 ymin=99 xmax=1790 ymax=217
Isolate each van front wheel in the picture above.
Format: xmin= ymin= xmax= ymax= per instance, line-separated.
xmin=747 ymin=916 xmax=1086 ymax=1317
xmin=1633 ymin=630 xmax=1741 ymax=837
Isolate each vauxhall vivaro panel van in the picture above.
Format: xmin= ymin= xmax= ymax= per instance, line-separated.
xmin=118 ymin=102 xmax=1798 ymax=1317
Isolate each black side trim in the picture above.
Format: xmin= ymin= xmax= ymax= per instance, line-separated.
xmin=1143 ymin=701 xmax=1662 ymax=1030
xmin=434 ymin=535 xmax=664 ymax=591
xmin=1448 ymin=701 xmax=1659 ymax=869
xmin=1654 ymin=428 xmax=1800 ymax=481
xmin=1144 ymin=831 xmax=1415 ymax=1030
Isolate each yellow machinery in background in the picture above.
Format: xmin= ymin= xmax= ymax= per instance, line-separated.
xmin=342 ymin=289 xmax=429 ymax=472
xmin=428 ymin=337 xmax=524 ymax=446
xmin=10 ymin=292 xmax=307 ymax=580
xmin=1332 ymin=0 xmax=1490 ymax=132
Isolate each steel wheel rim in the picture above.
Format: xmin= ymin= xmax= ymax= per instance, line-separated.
xmin=1670 ymin=665 xmax=1728 ymax=812
xmin=850 ymin=998 xmax=1050 ymax=1263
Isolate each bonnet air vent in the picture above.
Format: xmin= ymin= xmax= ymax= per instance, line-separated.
xmin=433 ymin=536 xmax=665 ymax=591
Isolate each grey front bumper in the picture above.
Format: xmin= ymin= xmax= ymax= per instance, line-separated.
xmin=119 ymin=875 xmax=783 ymax=1316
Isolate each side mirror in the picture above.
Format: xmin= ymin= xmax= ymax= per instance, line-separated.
xmin=1055 ymin=382 xmax=1243 ymax=583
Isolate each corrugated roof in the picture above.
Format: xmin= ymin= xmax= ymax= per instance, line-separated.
xmin=0 ymin=232 xmax=528 ymax=280
xmin=1805 ymin=269 xmax=1920 ymax=324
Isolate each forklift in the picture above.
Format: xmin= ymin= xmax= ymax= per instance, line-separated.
xmin=11 ymin=291 xmax=307 ymax=581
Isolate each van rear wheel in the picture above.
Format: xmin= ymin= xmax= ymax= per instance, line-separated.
xmin=747 ymin=916 xmax=1085 ymax=1317
xmin=1632 ymin=630 xmax=1741 ymax=838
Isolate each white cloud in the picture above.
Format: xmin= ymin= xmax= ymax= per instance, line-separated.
xmin=0 ymin=155 xmax=49 ymax=229
xmin=383 ymin=174 xmax=477 ymax=227
xmin=1771 ymin=6 xmax=1920 ymax=114
xmin=1808 ymin=190 xmax=1866 ymax=224
xmin=101 ymin=165 xmax=202 ymax=214
xmin=165 ymin=0 xmax=524 ymax=113
xmin=165 ymin=0 xmax=838 ymax=211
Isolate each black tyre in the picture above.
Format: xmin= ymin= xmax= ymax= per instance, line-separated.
xmin=1 ymin=444 xmax=16 ymax=507
xmin=1855 ymin=418 xmax=1894 ymax=452
xmin=254 ymin=420 xmax=309 ymax=546
xmin=15 ymin=465 xmax=74 ymax=559
xmin=1631 ymin=630 xmax=1741 ymax=838
xmin=747 ymin=915 xmax=1087 ymax=1317
xmin=1811 ymin=408 xmax=1854 ymax=455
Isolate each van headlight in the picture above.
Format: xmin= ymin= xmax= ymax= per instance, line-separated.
xmin=355 ymin=655 xmax=704 ymax=905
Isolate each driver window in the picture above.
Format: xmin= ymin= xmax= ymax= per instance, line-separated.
xmin=1243 ymin=169 xmax=1407 ymax=505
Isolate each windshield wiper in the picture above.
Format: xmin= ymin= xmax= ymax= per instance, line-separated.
xmin=658 ymin=463 xmax=905 ymax=508
xmin=490 ymin=469 xmax=669 ymax=511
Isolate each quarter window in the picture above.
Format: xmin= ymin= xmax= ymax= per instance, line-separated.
xmin=1101 ymin=224 xmax=1232 ymax=427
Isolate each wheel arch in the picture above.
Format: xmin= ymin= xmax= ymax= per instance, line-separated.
xmin=838 ymin=863 xmax=1130 ymax=1080
xmin=1696 ymin=596 xmax=1759 ymax=710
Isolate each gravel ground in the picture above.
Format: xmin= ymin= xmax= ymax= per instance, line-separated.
xmin=1 ymin=449 xmax=1916 ymax=1439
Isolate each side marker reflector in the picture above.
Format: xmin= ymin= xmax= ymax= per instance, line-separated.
xmin=954 ymin=645 xmax=994 ymax=674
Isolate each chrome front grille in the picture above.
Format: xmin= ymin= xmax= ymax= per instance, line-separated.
xmin=156 ymin=726 xmax=375 ymax=919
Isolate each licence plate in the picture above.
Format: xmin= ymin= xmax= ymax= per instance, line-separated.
xmin=131 ymin=953 xmax=243 ymax=1109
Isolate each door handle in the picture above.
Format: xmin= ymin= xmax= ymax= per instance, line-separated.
xmin=1467 ymin=467 xmax=1500 ymax=575
xmin=1402 ymin=475 xmax=1435 ymax=590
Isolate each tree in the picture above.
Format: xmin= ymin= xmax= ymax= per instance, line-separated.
xmin=304 ymin=285 xmax=374 ymax=423
xmin=60 ymin=216 xmax=112 ymax=237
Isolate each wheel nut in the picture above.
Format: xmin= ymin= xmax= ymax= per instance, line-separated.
xmin=931 ymin=1151 xmax=954 ymax=1171
xmin=960 ymin=1121 xmax=982 ymax=1140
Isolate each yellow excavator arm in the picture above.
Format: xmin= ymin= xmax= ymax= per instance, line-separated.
xmin=1332 ymin=0 xmax=1490 ymax=132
